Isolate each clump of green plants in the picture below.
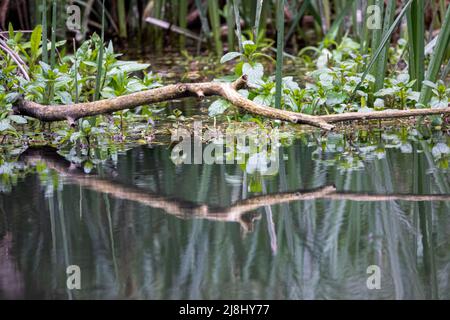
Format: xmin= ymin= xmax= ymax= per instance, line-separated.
xmin=0 ymin=26 xmax=161 ymax=147
xmin=211 ymin=36 xmax=450 ymax=119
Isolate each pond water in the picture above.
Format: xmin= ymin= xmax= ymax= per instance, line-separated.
xmin=1 ymin=127 xmax=450 ymax=300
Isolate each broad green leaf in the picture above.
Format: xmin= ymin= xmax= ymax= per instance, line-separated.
xmin=422 ymin=80 xmax=437 ymax=89
xmin=242 ymin=40 xmax=257 ymax=56
xmin=0 ymin=119 xmax=14 ymax=132
xmin=209 ymin=99 xmax=231 ymax=117
xmin=30 ymin=25 xmax=42 ymax=60
xmin=254 ymin=94 xmax=273 ymax=106
xmin=112 ymin=61 xmax=150 ymax=73
xmin=242 ymin=63 xmax=264 ymax=87
xmin=9 ymin=115 xmax=27 ymax=125
xmin=220 ymin=52 xmax=242 ymax=64
xmin=326 ymin=92 xmax=347 ymax=106
xmin=432 ymin=143 xmax=450 ymax=158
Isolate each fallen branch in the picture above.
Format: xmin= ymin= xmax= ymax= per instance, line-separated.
xmin=320 ymin=107 xmax=450 ymax=123
xmin=12 ymin=75 xmax=450 ymax=131
xmin=13 ymin=76 xmax=334 ymax=130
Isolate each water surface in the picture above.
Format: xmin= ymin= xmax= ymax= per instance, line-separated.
xmin=1 ymin=130 xmax=450 ymax=300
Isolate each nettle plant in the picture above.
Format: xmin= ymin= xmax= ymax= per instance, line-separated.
xmin=213 ymin=36 xmax=449 ymax=120
xmin=1 ymin=26 xmax=161 ymax=143
xmin=305 ymin=38 xmax=375 ymax=115
xmin=210 ymin=39 xmax=307 ymax=117
xmin=375 ymin=73 xmax=419 ymax=110
xmin=212 ymin=37 xmax=378 ymax=118
xmin=22 ymin=33 xmax=160 ymax=105
xmin=0 ymin=25 xmax=51 ymax=137
xmin=423 ymin=80 xmax=450 ymax=109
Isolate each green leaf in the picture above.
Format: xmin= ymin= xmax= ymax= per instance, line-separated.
xmin=326 ymin=92 xmax=347 ymax=106
xmin=112 ymin=61 xmax=150 ymax=73
xmin=419 ymin=4 xmax=450 ymax=105
xmin=209 ymin=99 xmax=231 ymax=117
xmin=432 ymin=143 xmax=450 ymax=158
xmin=0 ymin=119 xmax=14 ymax=132
xmin=8 ymin=115 xmax=27 ymax=124
xmin=242 ymin=40 xmax=257 ymax=56
xmin=422 ymin=80 xmax=437 ymax=89
xmin=220 ymin=52 xmax=242 ymax=64
xmin=8 ymin=23 xmax=14 ymax=39
xmin=354 ymin=0 xmax=414 ymax=96
xmin=82 ymin=61 xmax=99 ymax=68
xmin=282 ymin=77 xmax=300 ymax=91
xmin=242 ymin=62 xmax=264 ymax=87
xmin=5 ymin=92 xmax=20 ymax=104
xmin=30 ymin=25 xmax=42 ymax=60
xmin=83 ymin=161 xmax=94 ymax=174
xmin=253 ymin=94 xmax=273 ymax=106
xmin=56 ymin=91 xmax=73 ymax=105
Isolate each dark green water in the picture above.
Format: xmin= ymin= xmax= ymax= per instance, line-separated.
xmin=1 ymin=129 xmax=450 ymax=300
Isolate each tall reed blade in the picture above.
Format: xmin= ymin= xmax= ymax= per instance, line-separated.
xmin=207 ymin=0 xmax=223 ymax=56
xmin=318 ymin=0 xmax=331 ymax=35
xmin=50 ymin=0 xmax=56 ymax=68
xmin=117 ymin=0 xmax=127 ymax=38
xmin=354 ymin=0 xmax=413 ymax=95
xmin=324 ymin=0 xmax=355 ymax=42
xmin=368 ymin=0 xmax=383 ymax=58
xmin=407 ymin=0 xmax=425 ymax=91
xmin=41 ymin=0 xmax=48 ymax=64
xmin=94 ymin=0 xmax=105 ymax=102
xmin=226 ymin=0 xmax=235 ymax=50
xmin=374 ymin=0 xmax=396 ymax=92
xmin=233 ymin=0 xmax=243 ymax=52
xmin=285 ymin=0 xmax=309 ymax=45
xmin=73 ymin=39 xmax=79 ymax=104
xmin=275 ymin=0 xmax=285 ymax=109
xmin=154 ymin=0 xmax=165 ymax=51
xmin=179 ymin=0 xmax=188 ymax=49
xmin=195 ymin=0 xmax=211 ymax=37
xmin=254 ymin=0 xmax=264 ymax=41
xmin=419 ymin=4 xmax=450 ymax=105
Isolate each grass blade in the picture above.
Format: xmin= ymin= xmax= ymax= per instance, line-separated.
xmin=354 ymin=0 xmax=413 ymax=96
xmin=407 ymin=0 xmax=425 ymax=91
xmin=419 ymin=4 xmax=450 ymax=105
xmin=374 ymin=0 xmax=396 ymax=92
xmin=73 ymin=39 xmax=79 ymax=104
xmin=207 ymin=0 xmax=223 ymax=56
xmin=94 ymin=0 xmax=105 ymax=102
xmin=195 ymin=0 xmax=211 ymax=37
xmin=117 ymin=0 xmax=127 ymax=38
xmin=179 ymin=0 xmax=188 ymax=49
xmin=41 ymin=0 xmax=48 ymax=64
xmin=233 ymin=0 xmax=243 ymax=52
xmin=254 ymin=0 xmax=264 ymax=41
xmin=368 ymin=0 xmax=383 ymax=57
xmin=275 ymin=0 xmax=285 ymax=109
xmin=324 ymin=0 xmax=355 ymax=42
xmin=226 ymin=0 xmax=235 ymax=50
xmin=50 ymin=0 xmax=56 ymax=68
xmin=285 ymin=0 xmax=310 ymax=45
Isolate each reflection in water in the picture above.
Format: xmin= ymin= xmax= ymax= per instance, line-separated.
xmin=0 ymin=132 xmax=450 ymax=299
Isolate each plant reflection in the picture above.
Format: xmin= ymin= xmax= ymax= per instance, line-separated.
xmin=0 ymin=128 xmax=449 ymax=300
